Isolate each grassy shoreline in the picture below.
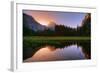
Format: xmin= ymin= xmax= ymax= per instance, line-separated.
xmin=23 ymin=36 xmax=90 ymax=41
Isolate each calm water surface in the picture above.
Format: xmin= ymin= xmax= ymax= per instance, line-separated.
xmin=23 ymin=41 xmax=90 ymax=62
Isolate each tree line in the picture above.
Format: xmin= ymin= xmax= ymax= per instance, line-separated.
xmin=23 ymin=13 xmax=91 ymax=37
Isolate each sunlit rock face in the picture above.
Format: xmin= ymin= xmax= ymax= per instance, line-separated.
xmin=47 ymin=22 xmax=56 ymax=30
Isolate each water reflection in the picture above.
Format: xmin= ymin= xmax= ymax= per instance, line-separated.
xmin=24 ymin=44 xmax=89 ymax=62
xmin=23 ymin=40 xmax=91 ymax=62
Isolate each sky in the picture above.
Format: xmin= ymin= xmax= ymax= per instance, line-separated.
xmin=23 ymin=10 xmax=87 ymax=28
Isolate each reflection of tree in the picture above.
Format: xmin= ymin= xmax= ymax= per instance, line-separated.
xmin=77 ymin=40 xmax=91 ymax=59
xmin=23 ymin=40 xmax=91 ymax=60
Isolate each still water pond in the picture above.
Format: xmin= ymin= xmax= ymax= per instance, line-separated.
xmin=23 ymin=41 xmax=90 ymax=62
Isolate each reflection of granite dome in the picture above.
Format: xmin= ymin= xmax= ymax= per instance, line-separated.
xmin=23 ymin=13 xmax=46 ymax=31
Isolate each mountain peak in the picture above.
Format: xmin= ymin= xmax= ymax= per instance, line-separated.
xmin=23 ymin=13 xmax=46 ymax=31
xmin=47 ymin=21 xmax=56 ymax=30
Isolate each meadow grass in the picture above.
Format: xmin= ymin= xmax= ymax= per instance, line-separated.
xmin=23 ymin=36 xmax=90 ymax=41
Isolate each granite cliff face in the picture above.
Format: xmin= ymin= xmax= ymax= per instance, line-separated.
xmin=82 ymin=13 xmax=91 ymax=27
xmin=23 ymin=13 xmax=46 ymax=32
